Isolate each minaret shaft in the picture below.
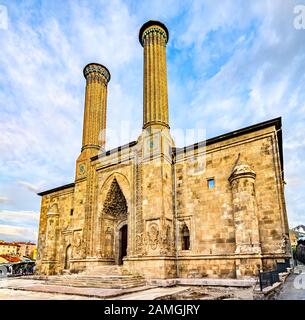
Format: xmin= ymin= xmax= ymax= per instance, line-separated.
xmin=82 ymin=63 xmax=110 ymax=154
xmin=140 ymin=21 xmax=169 ymax=129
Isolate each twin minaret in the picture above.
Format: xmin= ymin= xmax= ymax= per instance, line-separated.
xmin=80 ymin=20 xmax=169 ymax=156
xmin=139 ymin=20 xmax=169 ymax=129
xmin=81 ymin=63 xmax=110 ymax=154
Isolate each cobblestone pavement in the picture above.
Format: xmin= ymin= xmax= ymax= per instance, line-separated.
xmin=277 ymin=263 xmax=305 ymax=300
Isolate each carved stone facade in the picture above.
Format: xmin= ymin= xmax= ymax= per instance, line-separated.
xmin=36 ymin=21 xmax=290 ymax=279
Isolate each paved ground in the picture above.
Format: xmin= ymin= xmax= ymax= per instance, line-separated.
xmin=0 ymin=288 xmax=99 ymax=300
xmin=0 ymin=278 xmax=190 ymax=300
xmin=277 ymin=263 xmax=305 ymax=300
xmin=112 ymin=286 xmax=188 ymax=300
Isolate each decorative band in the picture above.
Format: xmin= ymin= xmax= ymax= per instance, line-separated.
xmin=83 ymin=64 xmax=111 ymax=83
xmin=141 ymin=26 xmax=168 ymax=46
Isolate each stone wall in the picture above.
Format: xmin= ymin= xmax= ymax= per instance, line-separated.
xmin=36 ymin=123 xmax=289 ymax=279
xmin=174 ymin=124 xmax=289 ymax=278
xmin=36 ymin=185 xmax=75 ymax=274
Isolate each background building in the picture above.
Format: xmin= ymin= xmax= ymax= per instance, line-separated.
xmin=15 ymin=242 xmax=37 ymax=260
xmin=0 ymin=242 xmax=20 ymax=256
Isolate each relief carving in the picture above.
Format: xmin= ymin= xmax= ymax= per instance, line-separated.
xmin=102 ymin=178 xmax=128 ymax=218
xmin=73 ymin=232 xmax=82 ymax=258
xmin=160 ymin=225 xmax=172 ymax=255
xmin=105 ymin=226 xmax=114 ymax=257
xmin=148 ymin=224 xmax=159 ymax=250
xmin=136 ymin=233 xmax=144 ymax=255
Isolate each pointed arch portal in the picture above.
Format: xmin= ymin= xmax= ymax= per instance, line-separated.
xmin=102 ymin=178 xmax=128 ymax=264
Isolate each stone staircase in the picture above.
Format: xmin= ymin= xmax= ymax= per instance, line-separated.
xmin=45 ymin=265 xmax=146 ymax=289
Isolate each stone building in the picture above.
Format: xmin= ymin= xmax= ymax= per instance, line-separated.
xmin=36 ymin=20 xmax=290 ymax=279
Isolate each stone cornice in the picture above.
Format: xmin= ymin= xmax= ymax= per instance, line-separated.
xmin=37 ymin=183 xmax=75 ymax=196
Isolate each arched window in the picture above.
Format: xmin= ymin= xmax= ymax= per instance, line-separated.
xmin=182 ymin=224 xmax=190 ymax=250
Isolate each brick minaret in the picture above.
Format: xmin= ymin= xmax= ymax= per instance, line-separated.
xmin=132 ymin=21 xmax=176 ymax=278
xmin=82 ymin=63 xmax=111 ymax=155
xmin=75 ymin=63 xmax=110 ymax=180
xmin=139 ymin=21 xmax=169 ymax=129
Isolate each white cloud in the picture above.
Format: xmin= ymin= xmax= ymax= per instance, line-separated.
xmin=17 ymin=181 xmax=43 ymax=193
xmin=0 ymin=210 xmax=39 ymax=242
xmin=0 ymin=210 xmax=39 ymax=226
xmin=0 ymin=197 xmax=9 ymax=204
xmin=171 ymin=0 xmax=305 ymax=227
xmin=0 ymin=224 xmax=37 ymax=243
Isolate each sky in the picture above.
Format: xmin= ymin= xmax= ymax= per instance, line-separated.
xmin=0 ymin=0 xmax=304 ymax=243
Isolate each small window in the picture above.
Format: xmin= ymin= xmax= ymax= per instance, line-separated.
xmin=182 ymin=224 xmax=190 ymax=250
xmin=207 ymin=178 xmax=215 ymax=189
xmin=70 ymin=209 xmax=74 ymax=216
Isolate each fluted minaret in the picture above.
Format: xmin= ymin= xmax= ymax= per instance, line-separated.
xmin=82 ymin=63 xmax=111 ymax=154
xmin=139 ymin=21 xmax=169 ymax=129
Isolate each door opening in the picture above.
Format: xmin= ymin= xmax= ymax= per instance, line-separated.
xmin=119 ymin=225 xmax=127 ymax=265
xmin=65 ymin=245 xmax=72 ymax=269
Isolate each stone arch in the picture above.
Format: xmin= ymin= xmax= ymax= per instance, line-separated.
xmin=98 ymin=173 xmax=131 ymax=264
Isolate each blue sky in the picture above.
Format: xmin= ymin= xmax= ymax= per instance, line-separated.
xmin=0 ymin=0 xmax=304 ymax=242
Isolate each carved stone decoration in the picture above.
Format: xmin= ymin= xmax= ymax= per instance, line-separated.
xmin=105 ymin=226 xmax=114 ymax=257
xmin=141 ymin=26 xmax=168 ymax=46
xmin=136 ymin=233 xmax=144 ymax=255
xmin=135 ymin=151 xmax=144 ymax=254
xmin=83 ymin=63 xmax=111 ymax=83
xmin=160 ymin=225 xmax=172 ymax=255
xmin=148 ymin=224 xmax=159 ymax=250
xmin=73 ymin=232 xmax=82 ymax=258
xmin=102 ymin=178 xmax=128 ymax=218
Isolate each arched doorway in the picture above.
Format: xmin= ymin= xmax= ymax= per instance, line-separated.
xmin=102 ymin=177 xmax=129 ymax=264
xmin=64 ymin=245 xmax=72 ymax=270
xmin=119 ymin=225 xmax=128 ymax=265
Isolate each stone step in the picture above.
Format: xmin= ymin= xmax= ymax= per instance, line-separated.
xmin=47 ymin=277 xmax=144 ymax=284
xmin=46 ymin=280 xmax=146 ymax=289
xmin=81 ymin=265 xmax=130 ymax=276
xmin=45 ymin=272 xmax=146 ymax=289
xmin=46 ymin=281 xmax=145 ymax=288
xmin=48 ymin=275 xmax=143 ymax=280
